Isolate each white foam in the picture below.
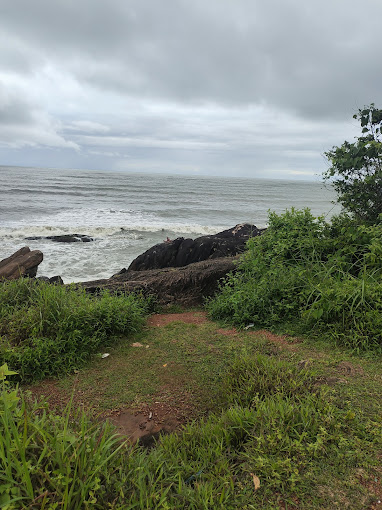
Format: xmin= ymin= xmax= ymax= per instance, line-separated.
xmin=0 ymin=223 xmax=226 ymax=240
xmin=0 ymin=206 xmax=227 ymax=239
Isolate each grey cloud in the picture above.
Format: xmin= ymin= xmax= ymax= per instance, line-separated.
xmin=1 ymin=0 xmax=382 ymax=119
xmin=0 ymin=86 xmax=79 ymax=149
xmin=0 ymin=0 xmax=379 ymax=177
xmin=0 ymin=88 xmax=36 ymax=126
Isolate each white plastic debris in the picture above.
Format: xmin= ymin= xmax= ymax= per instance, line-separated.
xmin=244 ymin=323 xmax=255 ymax=330
xmin=101 ymin=353 xmax=110 ymax=358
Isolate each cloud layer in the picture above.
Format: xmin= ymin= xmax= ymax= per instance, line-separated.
xmin=1 ymin=0 xmax=381 ymax=178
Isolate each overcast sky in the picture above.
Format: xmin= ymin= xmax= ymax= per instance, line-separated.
xmin=1 ymin=0 xmax=381 ymax=179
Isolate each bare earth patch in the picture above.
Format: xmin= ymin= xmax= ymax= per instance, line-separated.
xmin=146 ymin=310 xmax=208 ymax=327
xmin=107 ymin=387 xmax=200 ymax=446
xmin=251 ymin=329 xmax=302 ymax=351
xmin=216 ymin=328 xmax=239 ymax=337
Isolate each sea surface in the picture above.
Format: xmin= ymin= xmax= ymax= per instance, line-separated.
xmin=0 ymin=166 xmax=340 ymax=283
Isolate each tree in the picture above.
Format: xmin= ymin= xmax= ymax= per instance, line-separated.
xmin=324 ymin=104 xmax=382 ymax=223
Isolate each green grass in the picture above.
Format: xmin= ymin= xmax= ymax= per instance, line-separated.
xmin=32 ymin=320 xmax=249 ymax=413
xmin=10 ymin=313 xmax=380 ymax=509
xmin=2 ymin=320 xmax=382 ymax=509
xmin=1 ymin=236 xmax=381 ymax=508
xmin=0 ymin=278 xmax=149 ymax=382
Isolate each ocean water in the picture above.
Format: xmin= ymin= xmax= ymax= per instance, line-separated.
xmin=0 ymin=166 xmax=340 ymax=282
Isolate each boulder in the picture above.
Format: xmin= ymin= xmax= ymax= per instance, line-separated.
xmin=37 ymin=275 xmax=64 ymax=285
xmin=25 ymin=234 xmax=93 ymax=243
xmin=80 ymin=257 xmax=237 ymax=306
xmin=128 ymin=223 xmax=262 ymax=271
xmin=0 ymin=247 xmax=43 ymax=280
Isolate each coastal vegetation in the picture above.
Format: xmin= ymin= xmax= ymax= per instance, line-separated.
xmin=209 ymin=104 xmax=382 ymax=353
xmin=324 ymin=103 xmax=382 ymax=223
xmin=207 ymin=208 xmax=382 ymax=352
xmin=0 ymin=104 xmax=381 ymax=508
xmin=0 ymin=279 xmax=149 ymax=382
xmin=1 ymin=319 xmax=381 ymax=508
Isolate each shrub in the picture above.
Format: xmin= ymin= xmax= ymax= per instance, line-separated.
xmin=207 ymin=208 xmax=382 ymax=351
xmin=0 ymin=279 xmax=149 ymax=382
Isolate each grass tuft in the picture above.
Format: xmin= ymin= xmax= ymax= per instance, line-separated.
xmin=0 ymin=279 xmax=149 ymax=382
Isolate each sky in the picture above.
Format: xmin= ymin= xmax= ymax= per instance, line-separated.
xmin=1 ymin=0 xmax=382 ymax=180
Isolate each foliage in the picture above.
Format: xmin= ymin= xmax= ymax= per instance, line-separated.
xmin=207 ymin=208 xmax=382 ymax=351
xmin=0 ymin=279 xmax=149 ymax=382
xmin=1 ymin=352 xmax=380 ymax=510
xmin=0 ymin=364 xmax=134 ymax=510
xmin=324 ymin=103 xmax=382 ymax=223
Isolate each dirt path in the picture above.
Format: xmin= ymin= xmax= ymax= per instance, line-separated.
xmin=27 ymin=311 xmax=215 ymax=444
xmin=26 ymin=311 xmax=367 ymax=446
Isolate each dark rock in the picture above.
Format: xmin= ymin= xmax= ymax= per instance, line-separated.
xmin=128 ymin=223 xmax=262 ymax=271
xmin=25 ymin=234 xmax=93 ymax=243
xmin=37 ymin=275 xmax=64 ymax=285
xmin=0 ymin=247 xmax=43 ymax=280
xmin=114 ymin=268 xmax=127 ymax=276
xmin=80 ymin=257 xmax=237 ymax=306
xmin=36 ymin=276 xmax=50 ymax=283
xmin=49 ymin=275 xmax=64 ymax=285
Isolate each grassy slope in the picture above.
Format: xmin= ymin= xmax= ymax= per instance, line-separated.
xmin=23 ymin=310 xmax=382 ymax=509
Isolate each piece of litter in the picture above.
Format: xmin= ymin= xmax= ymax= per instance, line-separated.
xmin=244 ymin=323 xmax=255 ymax=330
xmin=132 ymin=342 xmax=144 ymax=348
xmin=101 ymin=353 xmax=110 ymax=359
xmin=185 ymin=469 xmax=204 ymax=485
xmin=163 ymin=363 xmax=168 ymax=367
xmin=146 ymin=345 xmax=150 ymax=349
xmin=148 ymin=412 xmax=153 ymax=419
xmin=250 ymin=473 xmax=260 ymax=490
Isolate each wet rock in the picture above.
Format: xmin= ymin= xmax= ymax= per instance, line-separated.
xmin=128 ymin=223 xmax=262 ymax=271
xmin=37 ymin=275 xmax=64 ymax=285
xmin=26 ymin=234 xmax=93 ymax=243
xmin=0 ymin=246 xmax=43 ymax=280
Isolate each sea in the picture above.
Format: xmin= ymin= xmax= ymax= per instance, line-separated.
xmin=0 ymin=166 xmax=340 ymax=283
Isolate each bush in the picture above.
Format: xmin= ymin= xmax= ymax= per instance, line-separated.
xmin=207 ymin=208 xmax=382 ymax=351
xmin=0 ymin=279 xmax=149 ymax=382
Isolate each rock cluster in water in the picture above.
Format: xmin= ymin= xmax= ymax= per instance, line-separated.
xmin=25 ymin=234 xmax=93 ymax=243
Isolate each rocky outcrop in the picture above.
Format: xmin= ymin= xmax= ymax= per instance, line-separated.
xmin=0 ymin=247 xmax=43 ymax=280
xmin=37 ymin=275 xmax=64 ymax=285
xmin=128 ymin=223 xmax=261 ymax=271
xmin=26 ymin=234 xmax=93 ymax=243
xmin=81 ymin=257 xmax=237 ymax=306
